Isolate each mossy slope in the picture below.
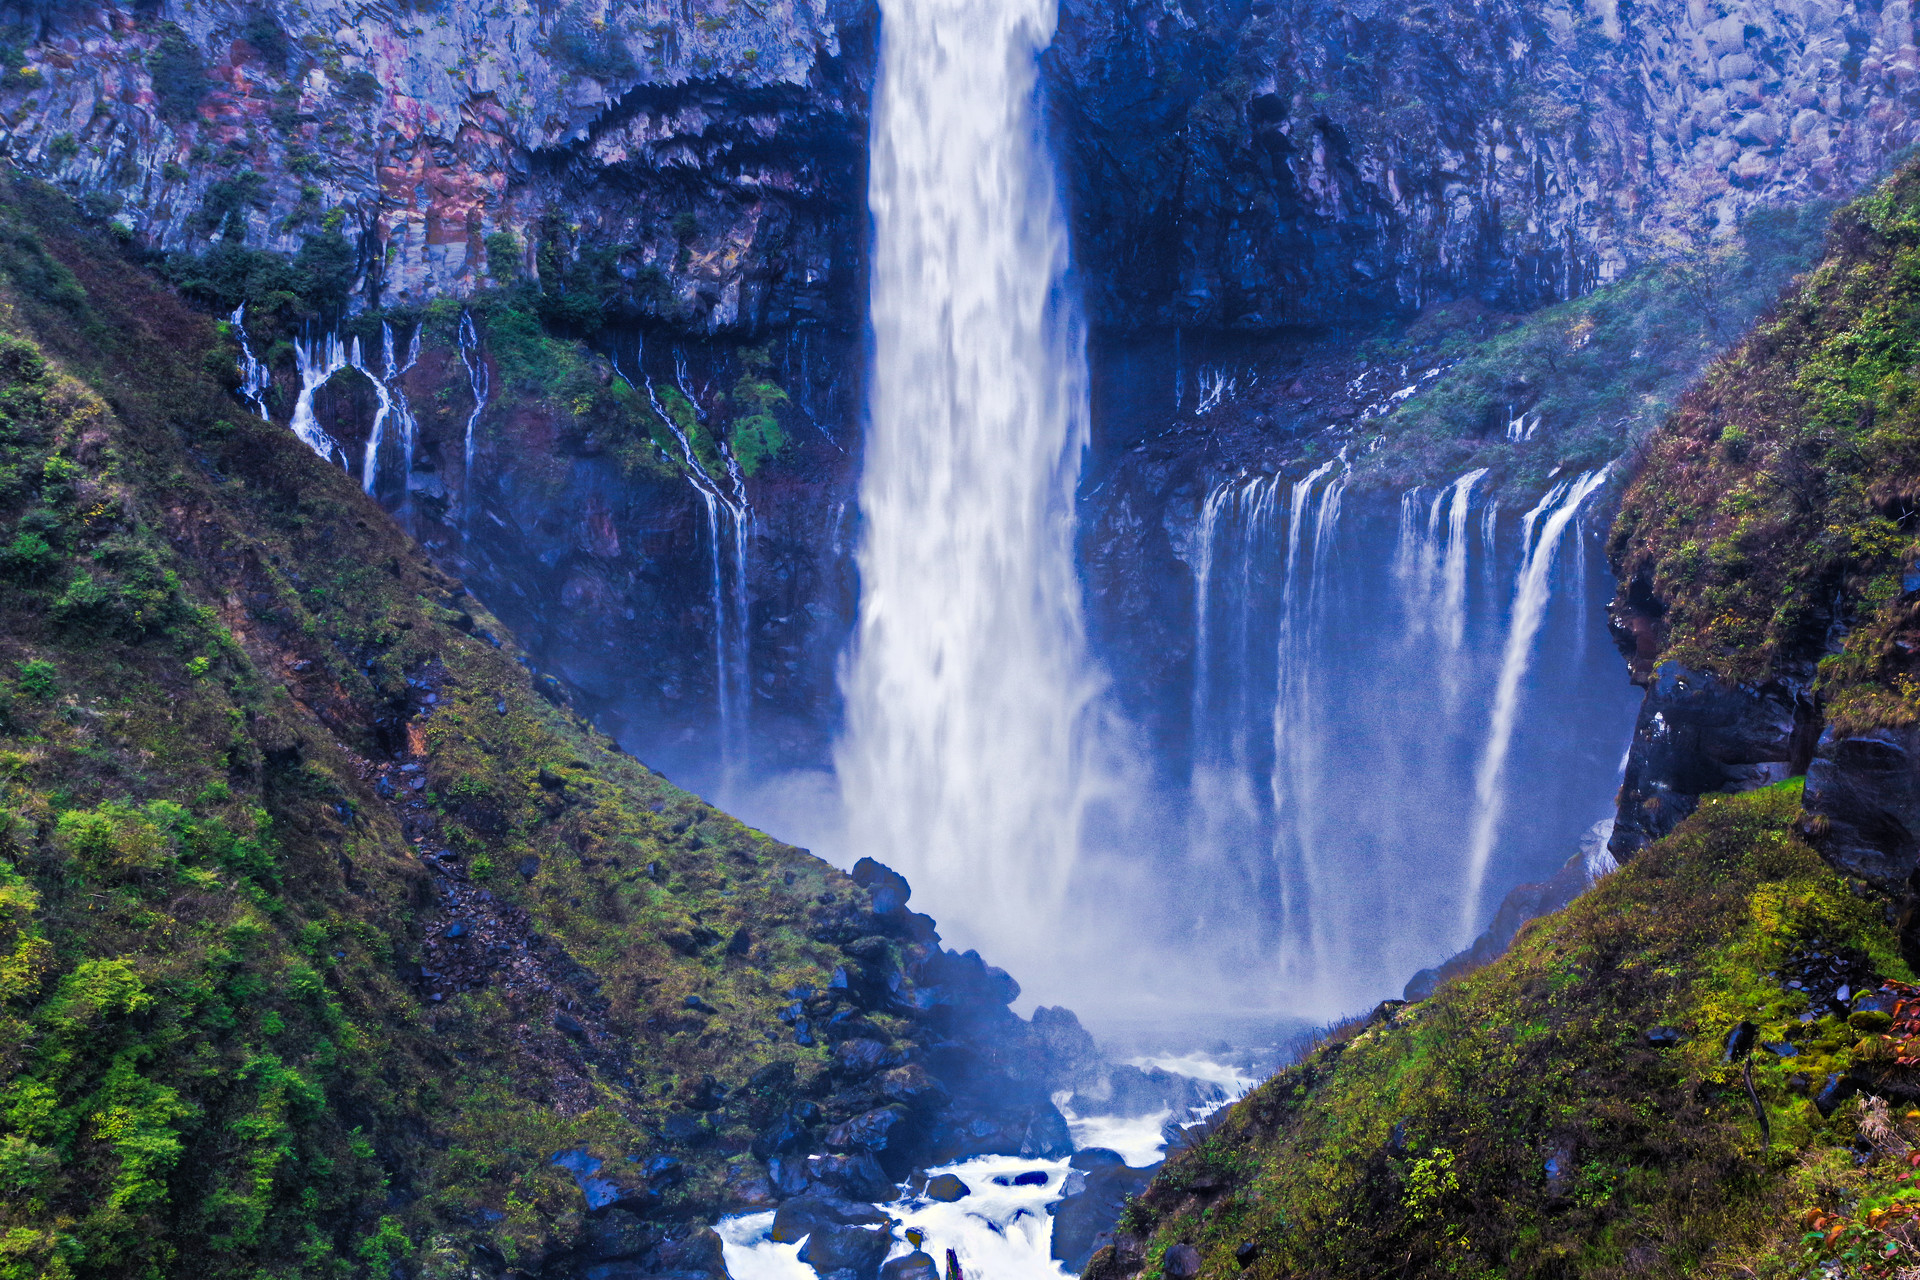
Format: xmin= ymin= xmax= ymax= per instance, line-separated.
xmin=1097 ymin=783 xmax=1920 ymax=1279
xmin=0 ymin=176 xmax=916 ymax=1277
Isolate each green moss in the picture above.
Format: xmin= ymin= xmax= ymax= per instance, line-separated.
xmin=1116 ymin=782 xmax=1918 ymax=1278
xmin=0 ymin=171 xmax=869 ymax=1276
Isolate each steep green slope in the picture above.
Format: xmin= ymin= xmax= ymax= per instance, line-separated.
xmin=1094 ymin=783 xmax=1920 ymax=1279
xmin=0 ymin=178 xmax=1064 ymax=1279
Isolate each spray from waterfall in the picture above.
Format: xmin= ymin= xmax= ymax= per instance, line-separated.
xmin=837 ymin=0 xmax=1119 ymax=966
xmin=290 ymin=332 xmax=351 ymax=468
xmin=1460 ymin=468 xmax=1612 ymax=935
xmin=228 ymin=305 xmax=271 ymax=420
xmin=457 ymin=311 xmax=488 ymax=531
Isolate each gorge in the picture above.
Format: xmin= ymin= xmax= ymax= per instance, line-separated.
xmin=10 ymin=0 xmax=1920 ymax=1276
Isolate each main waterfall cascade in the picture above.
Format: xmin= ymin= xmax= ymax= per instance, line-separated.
xmin=835 ymin=0 xmax=1130 ymax=975
xmin=1182 ymin=467 xmax=1637 ymax=1004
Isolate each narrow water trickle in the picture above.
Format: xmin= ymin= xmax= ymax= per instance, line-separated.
xmin=458 ymin=310 xmax=488 ymax=532
xmin=355 ymin=323 xmax=422 ymax=503
xmin=617 ymin=340 xmax=754 ymax=786
xmin=836 ymin=0 xmax=1122 ymax=967
xmin=228 ymin=304 xmax=271 ymax=420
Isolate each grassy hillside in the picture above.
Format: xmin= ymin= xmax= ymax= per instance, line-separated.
xmin=1097 ymin=782 xmax=1920 ymax=1279
xmin=1610 ymin=160 xmax=1920 ymax=731
xmin=0 ymin=175 xmax=927 ymax=1277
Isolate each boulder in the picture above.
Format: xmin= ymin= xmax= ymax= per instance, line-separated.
xmin=806 ymin=1152 xmax=897 ymax=1202
xmin=771 ymin=1193 xmax=892 ymax=1245
xmin=880 ymin=1251 xmax=939 ymax=1280
xmin=1050 ymin=1159 xmax=1157 ymax=1272
xmin=924 ymin=1173 xmax=969 ymax=1202
xmin=1165 ymin=1244 xmax=1203 ymax=1278
xmin=798 ymin=1223 xmax=896 ymax=1280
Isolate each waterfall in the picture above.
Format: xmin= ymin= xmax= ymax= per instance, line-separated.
xmin=618 ymin=340 xmax=754 ymax=785
xmin=457 ymin=310 xmax=488 ymax=530
xmin=1459 ymin=468 xmax=1612 ymax=935
xmin=1438 ymin=469 xmax=1488 ymax=653
xmin=228 ymin=304 xmax=271 ymax=420
xmin=354 ymin=322 xmax=422 ymax=499
xmin=290 ymin=332 xmax=350 ymax=468
xmin=836 ymin=0 xmax=1113 ymax=962
xmin=1269 ymin=460 xmax=1343 ymax=974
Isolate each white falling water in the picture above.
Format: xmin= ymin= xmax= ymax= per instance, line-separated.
xmin=836 ymin=0 xmax=1115 ymax=965
xmin=1269 ymin=461 xmax=1344 ymax=976
xmin=228 ymin=304 xmax=271 ymax=420
xmin=457 ymin=310 xmax=489 ymax=530
xmin=1460 ymin=467 xmax=1611 ymax=936
xmin=618 ymin=340 xmax=754 ymax=785
xmin=290 ymin=332 xmax=351 ymax=467
xmin=354 ymin=322 xmax=422 ymax=498
xmin=1438 ymin=468 xmax=1488 ymax=653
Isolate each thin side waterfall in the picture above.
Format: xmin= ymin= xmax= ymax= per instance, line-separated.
xmin=290 ymin=332 xmax=350 ymax=467
xmin=229 ymin=305 xmax=270 ymax=420
xmin=1270 ymin=460 xmax=1342 ymax=975
xmin=617 ymin=340 xmax=753 ymax=784
xmin=837 ymin=0 xmax=1116 ymax=963
xmin=1439 ymin=468 xmax=1489 ymax=652
xmin=458 ymin=311 xmax=488 ymax=531
xmin=1460 ymin=467 xmax=1612 ymax=935
xmin=355 ymin=323 xmax=422 ymax=499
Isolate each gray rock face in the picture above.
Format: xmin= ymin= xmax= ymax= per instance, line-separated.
xmin=1047 ymin=0 xmax=1920 ymax=331
xmin=0 ymin=0 xmax=874 ymax=330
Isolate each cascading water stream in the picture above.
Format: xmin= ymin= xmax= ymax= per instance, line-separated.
xmin=1459 ymin=467 xmax=1612 ymax=935
xmin=457 ymin=310 xmax=488 ymax=531
xmin=615 ymin=341 xmax=754 ymax=786
xmin=355 ymin=322 xmax=422 ymax=501
xmin=290 ymin=332 xmax=351 ymax=467
xmin=228 ymin=305 xmax=271 ymax=420
xmin=836 ymin=0 xmax=1120 ymax=967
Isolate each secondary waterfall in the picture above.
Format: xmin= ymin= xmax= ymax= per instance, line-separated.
xmin=354 ymin=322 xmax=422 ymax=503
xmin=1184 ymin=469 xmax=1634 ymax=1010
xmin=228 ymin=305 xmax=270 ymax=420
xmin=290 ymin=332 xmax=350 ymax=467
xmin=615 ymin=340 xmax=754 ymax=787
xmin=836 ymin=0 xmax=1116 ymax=969
xmin=1460 ymin=467 xmax=1611 ymax=935
xmin=458 ymin=310 xmax=488 ymax=531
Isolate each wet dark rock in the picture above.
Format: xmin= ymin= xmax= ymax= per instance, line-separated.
xmin=553 ymin=1149 xmax=656 ymax=1215
xmin=853 ymin=858 xmax=913 ymax=916
xmin=798 ymin=1222 xmax=896 ymax=1280
xmin=1070 ymin=1148 xmax=1129 ymax=1170
xmin=1643 ymin=1027 xmax=1685 ymax=1049
xmin=767 ymin=1155 xmax=813 ymax=1199
xmin=573 ymin=1205 xmax=656 ymax=1260
xmin=1051 ymin=1158 xmax=1158 ymax=1273
xmin=1072 ymin=1064 xmax=1223 ymax=1118
xmin=1806 ymin=724 xmax=1920 ymax=894
xmin=1164 ymin=1244 xmax=1203 ymax=1279
xmin=1020 ymin=1105 xmax=1074 ymax=1158
xmin=1815 ymin=1073 xmax=1861 ymax=1118
xmin=833 ymin=1038 xmax=895 ymax=1080
xmin=1762 ymin=1042 xmax=1800 ymax=1058
xmin=1608 ymin=663 xmax=1814 ymax=862
xmin=1722 ymin=1021 xmax=1758 ymax=1063
xmin=754 ymin=1110 xmax=813 ymax=1160
xmin=826 ymin=1106 xmax=915 ymax=1167
xmin=993 ymin=1170 xmax=1050 ymax=1187
xmin=1233 ymin=1240 xmax=1260 ymax=1269
xmin=770 ymin=1193 xmax=893 ymax=1244
xmin=880 ymin=1250 xmax=940 ymax=1280
xmin=924 ymin=1173 xmax=969 ymax=1202
xmin=807 ymin=1152 xmax=896 ymax=1202
xmin=661 ymin=1114 xmax=711 ymax=1147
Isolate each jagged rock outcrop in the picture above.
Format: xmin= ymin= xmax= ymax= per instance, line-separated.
xmin=0 ymin=0 xmax=874 ymax=329
xmin=1048 ymin=0 xmax=1920 ymax=330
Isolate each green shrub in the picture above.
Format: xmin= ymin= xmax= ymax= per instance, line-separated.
xmin=147 ymin=24 xmax=210 ymax=122
xmin=14 ymin=660 xmax=54 ymax=699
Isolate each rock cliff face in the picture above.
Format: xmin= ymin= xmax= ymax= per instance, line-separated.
xmin=0 ymin=0 xmax=873 ymax=330
xmin=1049 ymin=0 xmax=1920 ymax=331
